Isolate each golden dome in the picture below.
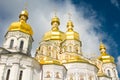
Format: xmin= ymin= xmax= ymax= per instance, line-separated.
xmin=43 ymin=30 xmax=65 ymax=41
xmin=43 ymin=16 xmax=65 ymax=41
xmin=19 ymin=10 xmax=28 ymax=20
xmin=98 ymin=54 xmax=114 ymax=63
xmin=99 ymin=42 xmax=106 ymax=50
xmin=65 ymin=20 xmax=80 ymax=41
xmin=51 ymin=16 xmax=60 ymax=25
xmin=67 ymin=20 xmax=74 ymax=30
xmin=98 ymin=42 xmax=114 ymax=63
xmin=8 ymin=10 xmax=33 ymax=36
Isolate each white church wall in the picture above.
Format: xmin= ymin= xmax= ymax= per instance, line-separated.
xmin=64 ymin=62 xmax=98 ymax=80
xmin=42 ymin=64 xmax=67 ymax=80
xmin=0 ymin=54 xmax=41 ymax=80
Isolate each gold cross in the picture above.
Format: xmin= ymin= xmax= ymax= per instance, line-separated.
xmin=68 ymin=13 xmax=72 ymax=20
xmin=24 ymin=2 xmax=28 ymax=10
xmin=54 ymin=9 xmax=57 ymax=16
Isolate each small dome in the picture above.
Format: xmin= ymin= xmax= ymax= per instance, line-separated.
xmin=51 ymin=16 xmax=60 ymax=25
xmin=43 ymin=30 xmax=65 ymax=41
xmin=19 ymin=10 xmax=28 ymax=19
xmin=98 ymin=53 xmax=114 ymax=63
xmin=98 ymin=42 xmax=114 ymax=63
xmin=43 ymin=16 xmax=64 ymax=41
xmin=65 ymin=20 xmax=80 ymax=41
xmin=99 ymin=42 xmax=106 ymax=50
xmin=67 ymin=20 xmax=74 ymax=28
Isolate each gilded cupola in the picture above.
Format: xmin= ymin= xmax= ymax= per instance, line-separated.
xmin=65 ymin=19 xmax=80 ymax=41
xmin=43 ymin=15 xmax=65 ymax=41
xmin=8 ymin=9 xmax=33 ymax=36
xmin=98 ymin=42 xmax=114 ymax=63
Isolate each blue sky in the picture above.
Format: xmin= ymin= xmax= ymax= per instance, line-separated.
xmin=0 ymin=0 xmax=120 ymax=77
xmin=72 ymin=0 xmax=120 ymax=76
xmin=71 ymin=0 xmax=120 ymax=58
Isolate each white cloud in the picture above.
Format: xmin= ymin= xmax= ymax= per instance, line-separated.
xmin=117 ymin=56 xmax=120 ymax=73
xmin=0 ymin=0 xmax=116 ymax=59
xmin=111 ymin=0 xmax=120 ymax=8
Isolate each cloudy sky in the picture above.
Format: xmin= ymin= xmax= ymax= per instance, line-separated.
xmin=0 ymin=0 xmax=120 ymax=77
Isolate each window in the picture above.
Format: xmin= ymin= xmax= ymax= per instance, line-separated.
xmin=20 ymin=41 xmax=24 ymax=50
xmin=89 ymin=76 xmax=93 ymax=80
xmin=79 ymin=75 xmax=84 ymax=80
xmin=114 ymin=69 xmax=116 ymax=77
xmin=46 ymin=71 xmax=50 ymax=78
xmin=19 ymin=71 xmax=23 ymax=80
xmin=9 ymin=39 xmax=14 ymax=48
xmin=6 ymin=69 xmax=10 ymax=80
xmin=69 ymin=46 xmax=72 ymax=52
xmin=55 ymin=72 xmax=60 ymax=78
xmin=107 ymin=70 xmax=111 ymax=76
xmin=70 ymin=74 xmax=73 ymax=80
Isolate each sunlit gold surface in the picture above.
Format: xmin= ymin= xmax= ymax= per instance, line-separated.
xmin=98 ymin=53 xmax=114 ymax=63
xmin=43 ymin=30 xmax=65 ymax=41
xmin=43 ymin=15 xmax=65 ymax=41
xmin=35 ymin=55 xmax=61 ymax=65
xmin=98 ymin=42 xmax=114 ymax=63
xmin=8 ymin=21 xmax=33 ymax=35
xmin=65 ymin=31 xmax=79 ymax=41
xmin=97 ymin=72 xmax=108 ymax=77
xmin=51 ymin=16 xmax=60 ymax=25
xmin=8 ymin=10 xmax=33 ymax=35
xmin=67 ymin=20 xmax=74 ymax=28
xmin=65 ymin=20 xmax=80 ymax=41
xmin=19 ymin=10 xmax=28 ymax=19
xmin=97 ymin=70 xmax=111 ymax=78
xmin=60 ymin=53 xmax=89 ymax=64
xmin=99 ymin=42 xmax=106 ymax=50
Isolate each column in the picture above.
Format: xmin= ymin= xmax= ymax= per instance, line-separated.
xmin=9 ymin=63 xmax=19 ymax=80
xmin=75 ymin=73 xmax=78 ymax=80
xmin=85 ymin=70 xmax=89 ymax=80
xmin=0 ymin=64 xmax=5 ymax=80
xmin=22 ymin=66 xmax=33 ymax=80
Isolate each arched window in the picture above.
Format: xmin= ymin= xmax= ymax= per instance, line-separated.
xmin=69 ymin=46 xmax=72 ymax=52
xmin=114 ymin=69 xmax=116 ymax=77
xmin=6 ymin=69 xmax=10 ymax=80
xmin=19 ymin=71 xmax=23 ymax=80
xmin=9 ymin=39 xmax=14 ymax=48
xmin=107 ymin=70 xmax=111 ymax=76
xmin=46 ymin=71 xmax=50 ymax=78
xmin=19 ymin=41 xmax=24 ymax=50
xmin=70 ymin=74 xmax=73 ymax=80
xmin=55 ymin=72 xmax=60 ymax=78
xmin=75 ymin=45 xmax=79 ymax=53
xmin=80 ymin=75 xmax=84 ymax=80
xmin=89 ymin=76 xmax=93 ymax=80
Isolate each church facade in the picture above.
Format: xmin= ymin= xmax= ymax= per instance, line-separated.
xmin=0 ymin=9 xmax=119 ymax=80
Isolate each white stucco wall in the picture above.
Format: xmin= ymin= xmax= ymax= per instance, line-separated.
xmin=0 ymin=53 xmax=41 ymax=80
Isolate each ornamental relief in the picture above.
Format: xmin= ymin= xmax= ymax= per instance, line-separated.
xmin=55 ymin=72 xmax=61 ymax=79
xmin=69 ymin=74 xmax=73 ymax=80
xmin=79 ymin=75 xmax=84 ymax=80
xmin=38 ymin=44 xmax=60 ymax=59
xmin=89 ymin=76 xmax=93 ymax=80
xmin=45 ymin=71 xmax=61 ymax=79
xmin=45 ymin=71 xmax=51 ymax=78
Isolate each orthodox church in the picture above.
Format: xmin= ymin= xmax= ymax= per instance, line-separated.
xmin=0 ymin=9 xmax=119 ymax=80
